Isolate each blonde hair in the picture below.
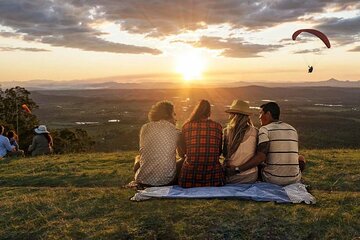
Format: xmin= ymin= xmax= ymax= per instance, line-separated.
xmin=225 ymin=113 xmax=253 ymax=158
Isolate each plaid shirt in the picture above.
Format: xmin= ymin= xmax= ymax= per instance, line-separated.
xmin=178 ymin=119 xmax=225 ymax=188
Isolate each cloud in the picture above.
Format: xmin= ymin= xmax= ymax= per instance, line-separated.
xmin=189 ymin=36 xmax=282 ymax=58
xmin=0 ymin=46 xmax=49 ymax=52
xmin=349 ymin=46 xmax=360 ymax=52
xmin=0 ymin=0 xmax=359 ymax=55
xmin=40 ymin=33 xmax=162 ymax=54
xmin=293 ymin=48 xmax=322 ymax=54
xmin=315 ymin=15 xmax=360 ymax=45
xmin=0 ymin=0 xmax=161 ymax=54
xmin=103 ymin=0 xmax=360 ymax=34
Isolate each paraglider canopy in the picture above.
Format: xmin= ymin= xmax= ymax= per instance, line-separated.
xmin=292 ymin=29 xmax=331 ymax=48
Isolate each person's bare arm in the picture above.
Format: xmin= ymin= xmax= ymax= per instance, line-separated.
xmin=133 ymin=155 xmax=140 ymax=173
xmin=226 ymin=141 xmax=269 ymax=175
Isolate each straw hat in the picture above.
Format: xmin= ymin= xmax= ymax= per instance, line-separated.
xmin=225 ymin=100 xmax=253 ymax=115
xmin=34 ymin=125 xmax=49 ymax=134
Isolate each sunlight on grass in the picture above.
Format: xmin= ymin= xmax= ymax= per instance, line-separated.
xmin=0 ymin=150 xmax=359 ymax=239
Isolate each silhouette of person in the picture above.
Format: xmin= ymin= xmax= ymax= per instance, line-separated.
xmin=308 ymin=66 xmax=313 ymax=73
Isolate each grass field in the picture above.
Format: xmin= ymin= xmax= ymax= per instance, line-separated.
xmin=0 ymin=150 xmax=359 ymax=239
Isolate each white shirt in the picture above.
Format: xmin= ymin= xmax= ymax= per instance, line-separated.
xmin=135 ymin=120 xmax=180 ymax=186
xmin=226 ymin=126 xmax=258 ymax=184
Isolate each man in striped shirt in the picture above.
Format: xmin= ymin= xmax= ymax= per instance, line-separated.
xmin=226 ymin=102 xmax=305 ymax=186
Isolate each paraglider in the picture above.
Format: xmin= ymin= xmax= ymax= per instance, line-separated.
xmin=292 ymin=29 xmax=330 ymax=73
xmin=308 ymin=66 xmax=313 ymax=73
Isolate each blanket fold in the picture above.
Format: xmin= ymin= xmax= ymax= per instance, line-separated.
xmin=130 ymin=182 xmax=316 ymax=204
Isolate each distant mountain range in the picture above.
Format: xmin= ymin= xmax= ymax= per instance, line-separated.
xmin=1 ymin=78 xmax=359 ymax=90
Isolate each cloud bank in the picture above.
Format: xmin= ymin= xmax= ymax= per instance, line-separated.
xmin=0 ymin=0 xmax=359 ymax=55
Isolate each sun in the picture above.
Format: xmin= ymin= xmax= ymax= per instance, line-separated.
xmin=175 ymin=50 xmax=206 ymax=81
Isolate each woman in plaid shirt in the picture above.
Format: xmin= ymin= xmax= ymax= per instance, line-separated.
xmin=178 ymin=100 xmax=225 ymax=188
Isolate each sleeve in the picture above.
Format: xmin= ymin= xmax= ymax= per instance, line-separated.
xmin=219 ymin=125 xmax=223 ymax=155
xmin=258 ymin=126 xmax=270 ymax=145
xmin=176 ymin=130 xmax=186 ymax=158
xmin=222 ymin=129 xmax=228 ymax=158
xmin=139 ymin=124 xmax=146 ymax=150
xmin=4 ymin=138 xmax=14 ymax=151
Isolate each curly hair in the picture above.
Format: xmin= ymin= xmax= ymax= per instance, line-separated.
xmin=148 ymin=101 xmax=174 ymax=122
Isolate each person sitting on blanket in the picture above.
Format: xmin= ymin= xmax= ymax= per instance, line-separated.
xmin=226 ymin=102 xmax=306 ymax=186
xmin=132 ymin=101 xmax=184 ymax=188
xmin=223 ymin=100 xmax=258 ymax=184
xmin=178 ymin=99 xmax=225 ymax=188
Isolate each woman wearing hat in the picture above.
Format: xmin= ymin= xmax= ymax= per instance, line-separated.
xmin=223 ymin=100 xmax=258 ymax=184
xmin=28 ymin=125 xmax=54 ymax=156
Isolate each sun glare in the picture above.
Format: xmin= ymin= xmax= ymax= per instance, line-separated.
xmin=175 ymin=50 xmax=206 ymax=81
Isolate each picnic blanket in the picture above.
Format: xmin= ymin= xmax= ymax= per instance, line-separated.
xmin=130 ymin=182 xmax=316 ymax=204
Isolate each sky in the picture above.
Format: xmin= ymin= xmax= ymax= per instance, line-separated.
xmin=0 ymin=0 xmax=360 ymax=83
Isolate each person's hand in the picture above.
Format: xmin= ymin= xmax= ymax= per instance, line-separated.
xmin=225 ymin=166 xmax=237 ymax=177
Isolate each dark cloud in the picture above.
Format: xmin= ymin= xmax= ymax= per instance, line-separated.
xmin=0 ymin=0 xmax=359 ymax=54
xmin=0 ymin=0 xmax=161 ymax=54
xmin=41 ymin=33 xmax=161 ymax=54
xmin=315 ymin=16 xmax=360 ymax=45
xmin=189 ymin=36 xmax=282 ymax=58
xmin=0 ymin=46 xmax=49 ymax=52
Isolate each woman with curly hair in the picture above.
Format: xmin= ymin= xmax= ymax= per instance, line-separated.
xmin=133 ymin=101 xmax=183 ymax=187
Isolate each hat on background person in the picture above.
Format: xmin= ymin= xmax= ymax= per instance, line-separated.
xmin=34 ymin=125 xmax=49 ymax=134
xmin=225 ymin=100 xmax=253 ymax=115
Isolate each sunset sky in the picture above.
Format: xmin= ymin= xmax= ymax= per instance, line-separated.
xmin=0 ymin=0 xmax=360 ymax=83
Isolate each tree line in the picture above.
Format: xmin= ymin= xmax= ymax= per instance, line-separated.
xmin=0 ymin=86 xmax=94 ymax=154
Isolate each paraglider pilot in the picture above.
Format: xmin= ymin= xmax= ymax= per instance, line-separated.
xmin=308 ymin=66 xmax=313 ymax=73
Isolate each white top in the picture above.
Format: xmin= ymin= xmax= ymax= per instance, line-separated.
xmin=258 ymin=121 xmax=301 ymax=185
xmin=135 ymin=120 xmax=180 ymax=186
xmin=0 ymin=135 xmax=14 ymax=157
xmin=226 ymin=126 xmax=258 ymax=183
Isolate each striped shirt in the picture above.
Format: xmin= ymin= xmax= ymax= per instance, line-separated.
xmin=258 ymin=121 xmax=301 ymax=185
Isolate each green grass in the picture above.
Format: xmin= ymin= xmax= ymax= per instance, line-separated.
xmin=0 ymin=150 xmax=359 ymax=239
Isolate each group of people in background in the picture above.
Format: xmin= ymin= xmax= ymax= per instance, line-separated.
xmin=0 ymin=125 xmax=53 ymax=160
xmin=132 ymin=99 xmax=306 ymax=188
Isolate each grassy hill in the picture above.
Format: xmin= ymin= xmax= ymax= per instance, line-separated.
xmin=0 ymin=150 xmax=359 ymax=239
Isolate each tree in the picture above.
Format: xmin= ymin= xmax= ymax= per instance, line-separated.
xmin=52 ymin=128 xmax=95 ymax=153
xmin=0 ymin=86 xmax=39 ymax=149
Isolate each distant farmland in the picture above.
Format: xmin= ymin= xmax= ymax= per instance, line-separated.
xmin=31 ymin=86 xmax=360 ymax=151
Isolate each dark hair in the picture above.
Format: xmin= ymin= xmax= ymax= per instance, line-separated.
xmin=260 ymin=102 xmax=280 ymax=120
xmin=187 ymin=99 xmax=211 ymax=123
xmin=44 ymin=133 xmax=53 ymax=147
xmin=0 ymin=125 xmax=4 ymax=135
xmin=7 ymin=130 xmax=17 ymax=140
xmin=148 ymin=101 xmax=174 ymax=122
